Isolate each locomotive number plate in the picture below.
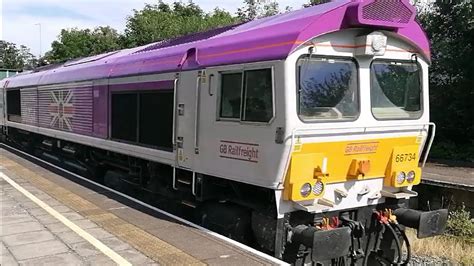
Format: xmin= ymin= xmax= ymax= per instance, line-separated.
xmin=394 ymin=153 xmax=416 ymax=163
xmin=390 ymin=145 xmax=420 ymax=168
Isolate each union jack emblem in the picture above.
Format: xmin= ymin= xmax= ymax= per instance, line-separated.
xmin=49 ymin=90 xmax=74 ymax=131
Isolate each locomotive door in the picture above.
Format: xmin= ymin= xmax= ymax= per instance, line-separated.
xmin=174 ymin=71 xmax=201 ymax=169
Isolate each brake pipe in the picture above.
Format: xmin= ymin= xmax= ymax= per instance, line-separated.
xmin=373 ymin=210 xmax=404 ymax=265
xmin=386 ymin=222 xmax=403 ymax=265
xmin=362 ymin=212 xmax=385 ymax=266
xmin=393 ymin=223 xmax=412 ymax=265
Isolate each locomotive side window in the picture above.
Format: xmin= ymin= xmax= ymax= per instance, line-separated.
xmin=297 ymin=56 xmax=359 ymax=121
xmin=111 ymin=93 xmax=138 ymax=142
xmin=242 ymin=69 xmax=273 ymax=122
xmin=139 ymin=91 xmax=173 ymax=149
xmin=111 ymin=89 xmax=174 ymax=150
xmin=7 ymin=89 xmax=21 ymax=122
xmin=371 ymin=61 xmax=422 ymax=120
xmin=219 ymin=68 xmax=273 ymax=123
xmin=219 ymin=73 xmax=243 ymax=119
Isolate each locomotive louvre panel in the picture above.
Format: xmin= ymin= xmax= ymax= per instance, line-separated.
xmin=20 ymin=88 xmax=38 ymax=126
xmin=38 ymin=86 xmax=93 ymax=134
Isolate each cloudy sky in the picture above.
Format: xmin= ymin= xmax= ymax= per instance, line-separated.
xmin=1 ymin=0 xmax=308 ymax=57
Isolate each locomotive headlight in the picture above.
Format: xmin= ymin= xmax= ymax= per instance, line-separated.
xmin=312 ymin=180 xmax=324 ymax=196
xmin=406 ymin=171 xmax=416 ymax=183
xmin=300 ymin=183 xmax=312 ymax=197
xmin=396 ymin=171 xmax=406 ymax=184
xmin=371 ymin=33 xmax=387 ymax=52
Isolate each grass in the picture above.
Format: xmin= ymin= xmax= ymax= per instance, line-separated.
xmin=406 ymin=229 xmax=474 ymax=265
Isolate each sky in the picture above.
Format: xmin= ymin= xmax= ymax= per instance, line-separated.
xmin=0 ymin=0 xmax=308 ymax=58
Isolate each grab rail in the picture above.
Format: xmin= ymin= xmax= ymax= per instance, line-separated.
xmin=172 ymin=76 xmax=179 ymax=150
xmin=421 ymin=122 xmax=436 ymax=167
xmin=194 ymin=73 xmax=201 ymax=154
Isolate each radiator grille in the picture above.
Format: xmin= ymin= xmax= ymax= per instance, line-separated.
xmin=362 ymin=1 xmax=412 ymax=24
xmin=21 ymin=88 xmax=38 ymax=126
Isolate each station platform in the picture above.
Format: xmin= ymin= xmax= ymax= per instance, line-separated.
xmin=0 ymin=147 xmax=284 ymax=265
xmin=423 ymin=162 xmax=474 ymax=192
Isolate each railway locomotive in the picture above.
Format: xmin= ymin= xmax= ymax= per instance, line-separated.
xmin=1 ymin=0 xmax=448 ymax=265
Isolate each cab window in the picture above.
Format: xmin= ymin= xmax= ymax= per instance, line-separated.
xmin=371 ymin=60 xmax=422 ymax=120
xmin=297 ymin=56 xmax=359 ymax=121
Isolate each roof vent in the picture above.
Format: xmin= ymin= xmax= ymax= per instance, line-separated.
xmin=133 ymin=23 xmax=243 ymax=54
xmin=349 ymin=0 xmax=416 ymax=28
xmin=63 ymin=51 xmax=119 ymax=67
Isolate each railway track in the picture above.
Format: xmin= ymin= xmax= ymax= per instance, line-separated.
xmin=0 ymin=142 xmax=288 ymax=265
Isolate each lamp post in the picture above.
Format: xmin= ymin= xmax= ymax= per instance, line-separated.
xmin=35 ymin=23 xmax=42 ymax=59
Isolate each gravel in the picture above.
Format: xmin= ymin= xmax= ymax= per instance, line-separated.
xmin=409 ymin=255 xmax=453 ymax=265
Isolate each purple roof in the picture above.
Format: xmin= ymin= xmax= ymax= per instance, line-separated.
xmin=3 ymin=0 xmax=430 ymax=89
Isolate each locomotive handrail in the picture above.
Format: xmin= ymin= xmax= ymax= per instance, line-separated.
xmin=192 ymin=172 xmax=197 ymax=196
xmin=172 ymin=77 xmax=178 ymax=150
xmin=194 ymin=74 xmax=201 ymax=154
xmin=290 ymin=123 xmax=432 ymax=136
xmin=172 ymin=77 xmax=179 ymax=190
xmin=172 ymin=167 xmax=178 ymax=190
xmin=208 ymin=74 xmax=215 ymax=96
xmin=421 ymin=122 xmax=436 ymax=167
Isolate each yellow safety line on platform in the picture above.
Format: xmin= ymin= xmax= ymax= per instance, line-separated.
xmin=0 ymin=171 xmax=132 ymax=266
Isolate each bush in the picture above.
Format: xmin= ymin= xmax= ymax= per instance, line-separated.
xmin=446 ymin=204 xmax=474 ymax=239
xmin=430 ymin=140 xmax=474 ymax=162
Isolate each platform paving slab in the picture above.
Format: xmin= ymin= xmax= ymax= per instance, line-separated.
xmin=69 ymin=241 xmax=103 ymax=257
xmin=8 ymin=239 xmax=70 ymax=261
xmin=1 ymin=213 xmax=34 ymax=225
xmin=116 ymin=248 xmax=156 ymax=265
xmin=100 ymin=237 xmax=131 ymax=251
xmin=2 ymin=230 xmax=56 ymax=247
xmin=19 ymin=252 xmax=83 ymax=266
xmin=23 ymin=207 xmax=48 ymax=216
xmin=0 ymin=252 xmax=18 ymax=266
xmin=69 ymin=218 xmax=99 ymax=230
xmin=82 ymin=253 xmax=117 ymax=266
xmin=44 ymin=221 xmax=71 ymax=234
xmin=0 ymin=221 xmax=45 ymax=236
xmin=56 ymin=230 xmax=89 ymax=245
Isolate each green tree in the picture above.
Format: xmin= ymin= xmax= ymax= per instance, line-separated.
xmin=0 ymin=40 xmax=37 ymax=70
xmin=418 ymin=1 xmax=474 ymax=160
xmin=303 ymin=0 xmax=331 ymax=8
xmin=45 ymin=26 xmax=121 ymax=63
xmin=237 ymin=0 xmax=281 ymax=21
xmin=123 ymin=1 xmax=237 ymax=47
